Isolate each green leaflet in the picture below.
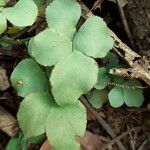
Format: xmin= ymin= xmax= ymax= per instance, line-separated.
xmin=50 ymin=51 xmax=98 ymax=106
xmin=105 ymin=52 xmax=119 ymax=70
xmin=108 ymin=79 xmax=144 ymax=107
xmin=7 ymin=132 xmax=45 ymax=150
xmin=29 ymin=133 xmax=46 ymax=144
xmin=2 ymin=0 xmax=38 ymax=27
xmin=46 ymin=0 xmax=81 ymax=39
xmin=95 ymin=67 xmax=111 ymax=90
xmin=6 ymin=0 xmax=145 ymax=150
xmin=46 ymin=0 xmax=53 ymax=5
xmin=0 ymin=0 xmax=38 ymax=34
xmin=0 ymin=13 xmax=7 ymax=34
xmin=112 ymin=76 xmax=126 ymax=85
xmin=46 ymin=101 xmax=86 ymax=150
xmin=123 ymin=79 xmax=144 ymax=107
xmin=6 ymin=132 xmax=27 ymax=150
xmin=17 ymin=92 xmax=55 ymax=138
xmin=18 ymin=92 xmax=86 ymax=150
xmin=0 ymin=0 xmax=6 ymax=7
xmin=7 ymin=134 xmax=22 ymax=150
xmin=108 ymin=86 xmax=124 ymax=108
xmin=86 ymin=89 xmax=108 ymax=109
xmin=28 ymin=28 xmax=72 ymax=66
xmin=73 ymin=16 xmax=114 ymax=58
xmin=10 ymin=58 xmax=48 ymax=97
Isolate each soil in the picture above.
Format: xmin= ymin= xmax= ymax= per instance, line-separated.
xmin=0 ymin=0 xmax=150 ymax=150
xmin=0 ymin=131 xmax=9 ymax=150
xmin=124 ymin=0 xmax=150 ymax=52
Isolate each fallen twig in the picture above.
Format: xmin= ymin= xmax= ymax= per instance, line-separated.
xmin=109 ymin=55 xmax=150 ymax=85
xmin=115 ymin=0 xmax=135 ymax=49
xmin=91 ymin=0 xmax=104 ymax=11
xmin=138 ymin=138 xmax=150 ymax=150
xmin=80 ymin=2 xmax=150 ymax=86
xmin=102 ymin=127 xmax=142 ymax=149
xmin=80 ymin=2 xmax=140 ymax=65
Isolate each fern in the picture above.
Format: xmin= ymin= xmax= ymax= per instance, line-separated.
xmin=5 ymin=0 xmax=144 ymax=149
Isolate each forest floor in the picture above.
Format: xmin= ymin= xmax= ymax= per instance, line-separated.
xmin=0 ymin=0 xmax=150 ymax=150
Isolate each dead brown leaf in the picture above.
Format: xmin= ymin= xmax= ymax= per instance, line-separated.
xmin=0 ymin=67 xmax=10 ymax=91
xmin=0 ymin=106 xmax=18 ymax=136
xmin=40 ymin=141 xmax=54 ymax=150
xmin=77 ymin=131 xmax=104 ymax=150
